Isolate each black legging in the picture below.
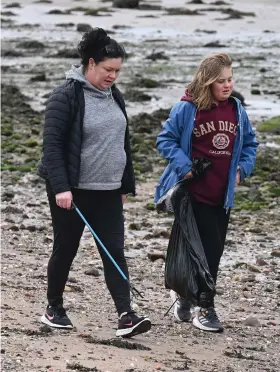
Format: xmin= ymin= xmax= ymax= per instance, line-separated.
xmin=192 ymin=200 xmax=230 ymax=308
xmin=46 ymin=182 xmax=131 ymax=315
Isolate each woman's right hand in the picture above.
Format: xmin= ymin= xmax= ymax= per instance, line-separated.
xmin=55 ymin=191 xmax=73 ymax=209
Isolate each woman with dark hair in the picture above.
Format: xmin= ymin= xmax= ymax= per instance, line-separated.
xmin=38 ymin=28 xmax=151 ymax=337
xmin=155 ymin=53 xmax=258 ymax=332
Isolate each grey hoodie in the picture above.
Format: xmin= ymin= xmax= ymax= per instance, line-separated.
xmin=65 ymin=65 xmax=127 ymax=191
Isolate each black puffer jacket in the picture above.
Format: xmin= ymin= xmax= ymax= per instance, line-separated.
xmin=37 ymin=79 xmax=136 ymax=195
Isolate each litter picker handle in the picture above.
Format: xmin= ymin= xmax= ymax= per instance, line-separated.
xmin=72 ymin=201 xmax=143 ymax=298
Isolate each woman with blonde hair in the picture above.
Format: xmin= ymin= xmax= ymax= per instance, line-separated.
xmin=155 ymin=53 xmax=258 ymax=332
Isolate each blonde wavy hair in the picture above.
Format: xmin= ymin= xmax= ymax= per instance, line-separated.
xmin=188 ymin=53 xmax=232 ymax=110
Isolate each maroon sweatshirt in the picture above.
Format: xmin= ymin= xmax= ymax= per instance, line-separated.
xmin=181 ymin=91 xmax=238 ymax=206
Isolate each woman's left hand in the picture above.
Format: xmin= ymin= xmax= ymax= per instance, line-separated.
xmin=121 ymin=194 xmax=126 ymax=204
xmin=235 ymin=170 xmax=241 ymax=186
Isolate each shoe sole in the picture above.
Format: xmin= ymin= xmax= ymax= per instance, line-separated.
xmin=192 ymin=317 xmax=223 ymax=333
xmin=170 ymin=290 xmax=192 ymax=323
xmin=116 ymin=318 xmax=151 ymax=338
xmin=40 ymin=315 xmax=73 ymax=329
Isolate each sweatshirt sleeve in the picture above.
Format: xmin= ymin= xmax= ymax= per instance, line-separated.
xmin=238 ymin=109 xmax=259 ymax=181
xmin=156 ymin=102 xmax=193 ymax=179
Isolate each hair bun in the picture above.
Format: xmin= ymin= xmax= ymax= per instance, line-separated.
xmin=95 ymin=28 xmax=111 ymax=48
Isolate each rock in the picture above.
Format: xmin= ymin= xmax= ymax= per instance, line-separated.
xmin=125 ymin=251 xmax=139 ymax=258
xmin=113 ymin=0 xmax=139 ymax=9
xmin=264 ymin=287 xmax=273 ymax=293
xmin=248 ymin=227 xmax=263 ymax=234
xmin=195 ymin=29 xmax=217 ymax=34
xmin=4 ymin=2 xmax=21 ymax=7
xmin=258 ymin=116 xmax=280 ymax=134
xmin=243 ymin=316 xmax=260 ymax=327
xmin=17 ymin=40 xmax=45 ymax=49
xmin=128 ymin=223 xmax=142 ymax=231
xmin=147 ymin=251 xmax=165 ymax=262
xmin=77 ymin=23 xmax=92 ymax=32
xmin=241 ymin=274 xmax=256 ymax=283
xmin=215 ymin=286 xmax=224 ymax=295
xmin=267 ymin=321 xmax=277 ymax=326
xmin=203 ymin=41 xmax=226 ymax=48
xmin=54 ymin=48 xmax=79 ymax=58
xmin=188 ymin=0 xmax=205 ymax=4
xmin=47 ymin=9 xmax=71 ymax=15
xmin=154 ymin=258 xmax=165 ymax=266
xmin=247 ymin=265 xmax=261 ymax=273
xmin=2 ymin=191 xmax=15 ymax=201
xmin=1 ymin=11 xmax=16 ymax=16
xmin=68 ymin=276 xmax=78 ymax=283
xmin=220 ymin=8 xmax=255 ymax=20
xmin=165 ymin=8 xmax=201 ymax=15
xmin=56 ymin=22 xmax=75 ymax=28
xmin=145 ymin=202 xmax=156 ymax=211
xmin=251 ymin=89 xmax=261 ymax=95
xmin=271 ymin=250 xmax=280 ymax=258
xmin=30 ymin=73 xmax=47 ymax=82
xmin=64 ymin=285 xmax=74 ymax=292
xmin=138 ymin=4 xmax=162 ymax=10
xmin=124 ymin=88 xmax=152 ymax=102
xmin=39 ymin=325 xmax=53 ymax=334
xmin=135 ymin=78 xmax=161 ymax=89
xmin=146 ymin=52 xmax=169 ymax=61
xmin=112 ymin=24 xmax=132 ymax=29
xmin=84 ymin=267 xmax=101 ymax=277
xmin=211 ymin=1 xmax=229 ymax=4
xmin=256 ymin=257 xmax=268 ymax=266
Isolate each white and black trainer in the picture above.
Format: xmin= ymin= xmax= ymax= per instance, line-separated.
xmin=41 ymin=305 xmax=73 ymax=329
xmin=170 ymin=290 xmax=193 ymax=322
xmin=116 ymin=311 xmax=151 ymax=338
xmin=193 ymin=307 xmax=223 ymax=332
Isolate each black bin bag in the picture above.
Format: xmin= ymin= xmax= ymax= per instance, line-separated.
xmin=159 ymin=158 xmax=215 ymax=302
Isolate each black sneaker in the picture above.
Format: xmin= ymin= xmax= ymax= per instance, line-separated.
xmin=40 ymin=305 xmax=73 ymax=329
xmin=170 ymin=290 xmax=192 ymax=322
xmin=116 ymin=311 xmax=151 ymax=338
xmin=193 ymin=307 xmax=223 ymax=332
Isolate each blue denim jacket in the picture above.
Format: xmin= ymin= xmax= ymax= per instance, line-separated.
xmin=154 ymin=98 xmax=258 ymax=209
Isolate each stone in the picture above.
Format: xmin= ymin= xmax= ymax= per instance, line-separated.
xmin=64 ymin=285 xmax=74 ymax=292
xmin=241 ymin=274 xmax=256 ymax=283
xmin=17 ymin=40 xmax=44 ymax=49
xmin=247 ymin=265 xmax=261 ymax=273
xmin=84 ymin=267 xmax=101 ymax=277
xmin=271 ymin=250 xmax=280 ymax=258
xmin=243 ymin=316 xmax=260 ymax=327
xmin=251 ymin=89 xmax=261 ymax=95
xmin=146 ymin=52 xmax=169 ymax=61
xmin=113 ymin=0 xmax=139 ymax=9
xmin=258 ymin=116 xmax=280 ymax=134
xmin=256 ymin=257 xmax=268 ymax=266
xmin=203 ymin=42 xmax=226 ymax=48
xmin=215 ymin=287 xmax=224 ymax=295
xmin=39 ymin=325 xmax=53 ymax=334
xmin=30 ymin=73 xmax=47 ymax=82
xmin=77 ymin=23 xmax=92 ymax=32
xmin=147 ymin=251 xmax=165 ymax=262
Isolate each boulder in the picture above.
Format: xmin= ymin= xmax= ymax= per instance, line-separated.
xmin=113 ymin=0 xmax=139 ymax=9
xmin=258 ymin=116 xmax=280 ymax=134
